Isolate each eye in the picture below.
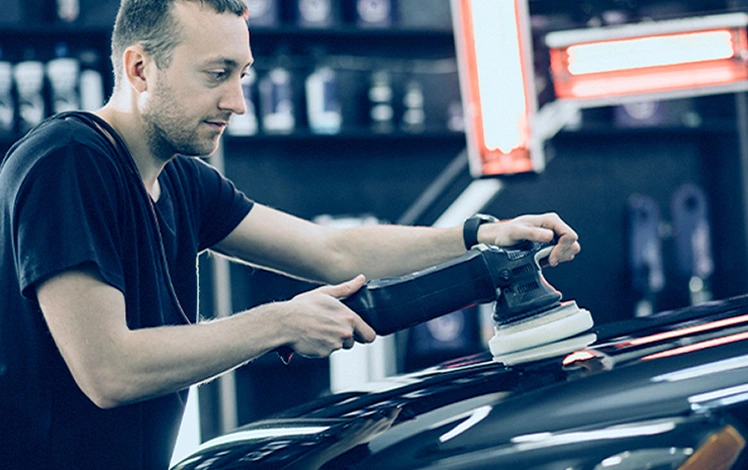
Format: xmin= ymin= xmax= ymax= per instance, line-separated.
xmin=207 ymin=70 xmax=229 ymax=82
xmin=239 ymin=67 xmax=252 ymax=80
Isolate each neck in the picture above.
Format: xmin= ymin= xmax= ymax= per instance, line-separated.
xmin=94 ymin=104 xmax=169 ymax=200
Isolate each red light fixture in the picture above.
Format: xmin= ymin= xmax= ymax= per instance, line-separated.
xmin=451 ymin=0 xmax=541 ymax=177
xmin=546 ymin=13 xmax=748 ymax=104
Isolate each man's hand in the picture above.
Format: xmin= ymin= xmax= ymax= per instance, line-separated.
xmin=281 ymin=275 xmax=377 ymax=358
xmin=479 ymin=212 xmax=580 ymax=267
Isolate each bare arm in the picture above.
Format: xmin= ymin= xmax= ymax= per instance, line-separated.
xmin=38 ymin=204 xmax=577 ymax=408
xmin=213 ymin=204 xmax=580 ymax=284
xmin=36 ymin=267 xmax=375 ymax=409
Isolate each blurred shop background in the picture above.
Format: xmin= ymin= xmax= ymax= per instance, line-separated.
xmin=4 ymin=0 xmax=748 ymax=459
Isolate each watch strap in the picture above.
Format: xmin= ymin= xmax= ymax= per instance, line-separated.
xmin=463 ymin=214 xmax=498 ymax=250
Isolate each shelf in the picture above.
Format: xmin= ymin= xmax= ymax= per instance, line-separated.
xmin=250 ymin=25 xmax=452 ymax=37
xmin=224 ymin=128 xmax=464 ymax=142
xmin=6 ymin=123 xmax=738 ymax=153
xmin=248 ymin=25 xmax=455 ymax=58
xmin=0 ymin=24 xmax=110 ymax=37
xmin=555 ymin=120 xmax=740 ymax=138
xmin=0 ymin=23 xmax=112 ymax=62
xmin=0 ymin=130 xmax=465 ymax=154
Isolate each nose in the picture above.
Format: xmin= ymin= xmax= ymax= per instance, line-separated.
xmin=220 ymin=76 xmax=247 ymax=116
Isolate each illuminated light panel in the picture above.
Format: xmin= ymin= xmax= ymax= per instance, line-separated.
xmin=566 ymin=30 xmax=735 ymax=75
xmin=545 ymin=13 xmax=748 ymax=101
xmin=452 ymin=0 xmax=539 ymax=176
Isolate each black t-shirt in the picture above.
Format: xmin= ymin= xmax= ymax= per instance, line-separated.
xmin=0 ymin=112 xmax=254 ymax=469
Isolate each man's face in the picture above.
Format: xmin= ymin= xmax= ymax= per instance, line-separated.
xmin=141 ymin=2 xmax=252 ymax=159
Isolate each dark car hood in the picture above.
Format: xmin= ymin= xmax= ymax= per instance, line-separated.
xmin=173 ymin=294 xmax=748 ymax=469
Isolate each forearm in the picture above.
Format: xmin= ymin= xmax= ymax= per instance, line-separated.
xmin=321 ymin=224 xmax=465 ymax=283
xmin=105 ymin=278 xmax=375 ymax=406
xmin=38 ymin=268 xmax=373 ymax=409
xmin=119 ymin=308 xmax=289 ymax=404
xmin=69 ymin=303 xmax=290 ymax=409
xmin=214 ymin=205 xmax=465 ymax=285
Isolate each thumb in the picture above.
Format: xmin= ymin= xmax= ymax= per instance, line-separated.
xmin=319 ymin=274 xmax=367 ymax=299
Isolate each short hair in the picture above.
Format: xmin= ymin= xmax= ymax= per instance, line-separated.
xmin=110 ymin=0 xmax=248 ymax=86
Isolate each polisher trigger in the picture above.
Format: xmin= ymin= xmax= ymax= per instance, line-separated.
xmin=534 ymin=245 xmax=554 ymax=267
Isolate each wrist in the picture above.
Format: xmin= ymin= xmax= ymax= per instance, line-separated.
xmin=462 ymin=214 xmax=498 ymax=250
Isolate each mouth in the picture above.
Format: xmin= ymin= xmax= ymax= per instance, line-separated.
xmin=205 ymin=120 xmax=228 ymax=132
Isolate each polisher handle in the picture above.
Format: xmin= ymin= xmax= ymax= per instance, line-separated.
xmin=343 ymin=246 xmax=500 ymax=335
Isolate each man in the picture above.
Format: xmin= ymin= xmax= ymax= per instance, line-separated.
xmin=0 ymin=0 xmax=580 ymax=468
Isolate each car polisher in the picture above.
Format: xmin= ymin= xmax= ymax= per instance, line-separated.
xmin=342 ymin=241 xmax=596 ymax=365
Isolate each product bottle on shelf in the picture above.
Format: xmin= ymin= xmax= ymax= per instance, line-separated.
xmin=446 ymin=101 xmax=464 ymax=132
xmin=368 ymin=69 xmax=394 ymax=133
xmin=13 ymin=52 xmax=46 ymax=134
xmin=78 ymin=49 xmax=105 ymax=112
xmin=46 ymin=43 xmax=81 ymax=115
xmin=56 ymin=0 xmax=80 ymax=22
xmin=259 ymin=61 xmax=295 ymax=134
xmin=0 ymin=49 xmax=15 ymax=138
xmin=355 ymin=0 xmax=394 ymax=28
xmin=296 ymin=0 xmax=339 ymax=28
xmin=305 ymin=65 xmax=342 ymax=134
xmin=400 ymin=79 xmax=424 ymax=133
xmin=245 ymin=0 xmax=280 ymax=27
xmin=227 ymin=67 xmax=259 ymax=136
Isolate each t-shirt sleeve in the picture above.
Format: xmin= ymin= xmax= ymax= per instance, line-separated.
xmin=14 ymin=144 xmax=125 ymax=298
xmin=188 ymin=158 xmax=254 ymax=251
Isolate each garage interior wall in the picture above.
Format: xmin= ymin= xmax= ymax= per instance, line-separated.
xmin=3 ymin=0 xmax=748 ymax=444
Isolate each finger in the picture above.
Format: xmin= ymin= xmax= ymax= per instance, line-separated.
xmin=507 ymin=225 xmax=555 ymax=245
xmin=317 ymin=274 xmax=366 ymax=299
xmin=548 ymin=237 xmax=580 ymax=266
xmin=538 ymin=213 xmax=578 ymax=243
xmin=342 ymin=337 xmax=355 ymax=349
xmin=557 ymin=228 xmax=580 ymax=249
xmin=352 ymin=315 xmax=377 ymax=343
xmin=551 ymin=224 xmax=579 ymax=263
xmin=551 ymin=240 xmax=581 ymax=264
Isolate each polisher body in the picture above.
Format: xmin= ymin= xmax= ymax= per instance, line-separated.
xmin=342 ymin=242 xmax=595 ymax=363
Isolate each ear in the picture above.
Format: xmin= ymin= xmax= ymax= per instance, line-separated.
xmin=122 ymin=46 xmax=151 ymax=93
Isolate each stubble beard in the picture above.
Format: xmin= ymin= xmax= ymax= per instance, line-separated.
xmin=142 ymin=78 xmax=221 ymax=160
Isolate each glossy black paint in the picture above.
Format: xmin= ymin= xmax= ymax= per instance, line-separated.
xmin=173 ymin=294 xmax=748 ymax=469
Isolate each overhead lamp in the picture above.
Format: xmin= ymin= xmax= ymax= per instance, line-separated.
xmin=546 ymin=13 xmax=748 ymax=106
xmin=451 ymin=0 xmax=542 ymax=177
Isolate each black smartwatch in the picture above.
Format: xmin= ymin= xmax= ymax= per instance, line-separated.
xmin=463 ymin=213 xmax=498 ymax=250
